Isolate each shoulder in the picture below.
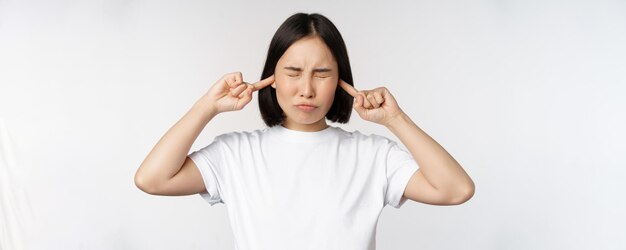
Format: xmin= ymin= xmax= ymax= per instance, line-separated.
xmin=212 ymin=127 xmax=271 ymax=144
xmin=335 ymin=127 xmax=397 ymax=148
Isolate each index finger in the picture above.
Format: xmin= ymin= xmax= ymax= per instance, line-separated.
xmin=249 ymin=74 xmax=275 ymax=91
xmin=339 ymin=79 xmax=359 ymax=97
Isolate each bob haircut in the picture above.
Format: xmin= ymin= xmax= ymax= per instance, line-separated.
xmin=258 ymin=12 xmax=355 ymax=127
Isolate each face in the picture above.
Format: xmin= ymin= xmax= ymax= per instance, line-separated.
xmin=272 ymin=36 xmax=339 ymax=132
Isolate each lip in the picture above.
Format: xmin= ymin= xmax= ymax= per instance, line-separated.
xmin=295 ymin=104 xmax=317 ymax=111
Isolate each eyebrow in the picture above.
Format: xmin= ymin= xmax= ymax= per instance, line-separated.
xmin=283 ymin=66 xmax=332 ymax=73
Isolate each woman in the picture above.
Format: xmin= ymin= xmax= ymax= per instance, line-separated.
xmin=135 ymin=12 xmax=474 ymax=250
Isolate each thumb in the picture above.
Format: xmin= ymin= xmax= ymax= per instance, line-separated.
xmin=235 ymin=87 xmax=253 ymax=110
xmin=353 ymin=95 xmax=367 ymax=117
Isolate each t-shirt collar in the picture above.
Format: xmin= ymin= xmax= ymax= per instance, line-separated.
xmin=271 ymin=124 xmax=336 ymax=142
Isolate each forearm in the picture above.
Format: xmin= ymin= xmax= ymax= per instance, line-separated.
xmin=385 ymin=112 xmax=474 ymax=193
xmin=135 ymin=99 xmax=217 ymax=187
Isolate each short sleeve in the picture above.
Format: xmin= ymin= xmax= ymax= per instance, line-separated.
xmin=384 ymin=140 xmax=419 ymax=209
xmin=188 ymin=137 xmax=225 ymax=206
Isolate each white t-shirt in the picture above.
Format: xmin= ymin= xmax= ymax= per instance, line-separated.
xmin=188 ymin=124 xmax=419 ymax=250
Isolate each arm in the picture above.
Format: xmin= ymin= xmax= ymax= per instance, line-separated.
xmin=134 ymin=99 xmax=218 ymax=195
xmin=386 ymin=112 xmax=475 ymax=205
xmin=134 ymin=72 xmax=275 ymax=195
xmin=337 ymin=80 xmax=474 ymax=206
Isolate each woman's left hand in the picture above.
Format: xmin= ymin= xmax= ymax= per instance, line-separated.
xmin=339 ymin=79 xmax=405 ymax=127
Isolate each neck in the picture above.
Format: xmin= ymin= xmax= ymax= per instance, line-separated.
xmin=282 ymin=119 xmax=329 ymax=132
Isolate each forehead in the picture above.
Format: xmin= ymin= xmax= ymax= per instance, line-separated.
xmin=278 ymin=36 xmax=337 ymax=67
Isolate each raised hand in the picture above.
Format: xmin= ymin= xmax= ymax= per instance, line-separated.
xmin=202 ymin=72 xmax=274 ymax=114
xmin=339 ymin=79 xmax=405 ymax=126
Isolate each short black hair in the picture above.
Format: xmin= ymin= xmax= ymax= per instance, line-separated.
xmin=258 ymin=12 xmax=354 ymax=127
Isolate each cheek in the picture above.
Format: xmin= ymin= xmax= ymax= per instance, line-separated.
xmin=274 ymin=78 xmax=297 ymax=96
xmin=321 ymin=81 xmax=338 ymax=101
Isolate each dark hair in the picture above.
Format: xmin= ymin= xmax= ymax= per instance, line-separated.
xmin=258 ymin=12 xmax=354 ymax=127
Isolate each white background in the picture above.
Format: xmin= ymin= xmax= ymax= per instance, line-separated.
xmin=1 ymin=0 xmax=625 ymax=249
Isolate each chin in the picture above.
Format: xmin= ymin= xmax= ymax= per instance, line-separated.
xmin=293 ymin=116 xmax=323 ymax=124
xmin=285 ymin=112 xmax=325 ymax=125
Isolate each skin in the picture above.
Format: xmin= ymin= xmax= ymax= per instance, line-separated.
xmin=339 ymin=81 xmax=475 ymax=205
xmin=271 ymin=35 xmax=338 ymax=132
xmin=135 ymin=35 xmax=475 ymax=206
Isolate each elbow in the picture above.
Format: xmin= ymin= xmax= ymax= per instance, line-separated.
xmin=447 ymin=182 xmax=475 ymax=205
xmin=455 ymin=182 xmax=476 ymax=205
xmin=134 ymin=172 xmax=159 ymax=195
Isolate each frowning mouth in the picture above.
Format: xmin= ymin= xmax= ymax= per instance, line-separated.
xmin=295 ymin=104 xmax=317 ymax=111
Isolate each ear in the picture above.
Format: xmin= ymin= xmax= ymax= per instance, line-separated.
xmin=271 ymin=82 xmax=276 ymax=88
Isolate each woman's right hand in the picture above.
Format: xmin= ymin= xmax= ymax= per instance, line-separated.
xmin=200 ymin=72 xmax=275 ymax=114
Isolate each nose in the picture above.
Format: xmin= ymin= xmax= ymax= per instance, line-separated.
xmin=299 ymin=78 xmax=314 ymax=98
